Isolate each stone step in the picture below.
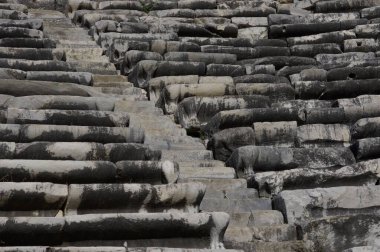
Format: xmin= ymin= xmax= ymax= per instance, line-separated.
xmin=226 ymin=240 xmax=314 ymax=252
xmin=0 ymin=38 xmax=55 ymax=48
xmin=204 ymin=188 xmax=258 ymax=200
xmin=178 ymin=160 xmax=226 ymax=168
xmin=229 ymin=210 xmax=284 ymax=228
xmin=28 ymin=9 xmax=66 ymax=19
xmin=68 ymin=60 xmax=117 ymax=75
xmin=115 ymin=100 xmax=163 ymax=115
xmin=225 ymin=225 xmax=297 ymax=243
xmin=0 ymin=182 xmax=67 ymax=217
xmin=63 ymin=48 xmax=108 ymax=62
xmin=93 ymin=74 xmax=128 ymax=83
xmin=200 ymin=197 xmax=271 ymax=212
xmin=178 ymin=166 xmax=236 ymax=180
xmin=92 ymin=82 xmax=133 ymax=88
xmin=226 ymin=145 xmax=355 ymax=179
xmin=175 ymin=95 xmax=270 ymax=131
xmin=0 ymin=47 xmax=63 ymax=60
xmin=56 ymin=39 xmax=98 ymax=48
xmin=178 ymin=178 xmax=247 ymax=191
xmin=161 ymin=150 xmax=213 ymax=162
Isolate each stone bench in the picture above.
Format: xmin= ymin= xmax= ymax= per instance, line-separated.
xmin=268 ymin=13 xmax=360 ymax=25
xmin=6 ymin=108 xmax=129 ymax=126
xmin=129 ymin=60 xmax=206 ymax=89
xmin=26 ymin=71 xmax=93 ymax=85
xmin=290 ymin=43 xmax=342 ymax=57
xmin=65 ymin=182 xmax=205 ymax=215
xmin=115 ymin=160 xmax=177 ymax=184
xmin=206 ymin=64 xmax=245 ymax=77
xmin=351 ymin=117 xmax=380 ymax=139
xmin=5 ymin=95 xmax=118 ymax=111
xmin=0 ymin=212 xmax=229 ymax=248
xmin=180 ymin=37 xmax=253 ymax=47
xmin=0 ymin=159 xmax=118 ymax=183
xmin=315 ymin=0 xmax=380 ymax=13
xmin=206 ymin=127 xmax=255 ymax=161
xmin=287 ymin=30 xmax=356 ymax=46
xmin=0 ymin=59 xmax=75 ymax=71
xmin=295 ymin=79 xmax=380 ymax=99
xmin=149 ymin=75 xmax=233 ymax=103
xmin=250 ymin=159 xmax=380 ymax=196
xmin=235 ymin=83 xmax=295 ymax=101
xmin=344 ymin=38 xmax=379 ymax=52
xmin=175 ymin=95 xmax=270 ymax=131
xmin=0 ymin=9 xmax=27 ymax=20
xmin=226 ymin=145 xmax=355 ymax=178
xmin=0 ymin=27 xmax=43 ymax=38
xmin=0 ymin=48 xmax=64 ymax=60
xmin=202 ymin=108 xmax=303 ymax=135
xmin=351 ymin=137 xmax=380 ymax=159
xmin=0 ymin=18 xmax=43 ymax=30
xmin=161 ymin=83 xmax=235 ymax=114
xmin=274 ymin=186 xmax=380 ymax=225
xmin=0 ymin=79 xmax=98 ymax=97
xmin=0 ymin=182 xmax=67 ymax=217
xmin=327 ymin=66 xmax=380 ymax=81
xmin=17 ymin=124 xmax=144 ymax=143
xmin=0 ymin=38 xmax=56 ymax=48
xmin=296 ymin=123 xmax=351 ymax=147
xmin=164 ymin=52 xmax=237 ymax=65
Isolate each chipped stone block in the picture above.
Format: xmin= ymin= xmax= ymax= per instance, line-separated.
xmin=296 ymin=124 xmax=351 ymax=147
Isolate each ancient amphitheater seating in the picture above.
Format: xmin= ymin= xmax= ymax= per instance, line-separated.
xmin=0 ymin=0 xmax=380 ymax=251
